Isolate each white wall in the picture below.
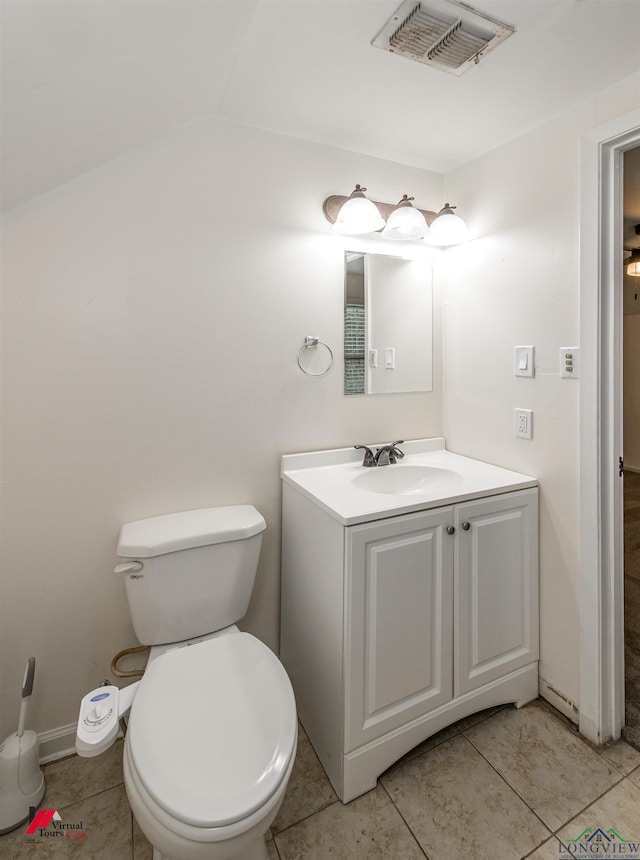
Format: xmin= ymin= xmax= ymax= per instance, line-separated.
xmin=0 ymin=117 xmax=444 ymax=741
xmin=443 ymin=72 xmax=640 ymax=713
xmin=4 ymin=67 xmax=639 ymax=749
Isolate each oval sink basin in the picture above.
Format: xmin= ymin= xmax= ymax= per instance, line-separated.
xmin=352 ymin=465 xmax=463 ymax=496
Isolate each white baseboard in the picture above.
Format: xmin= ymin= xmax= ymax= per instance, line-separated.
xmin=625 ymin=463 xmax=640 ymax=474
xmin=38 ymin=723 xmax=78 ymax=764
xmin=539 ymin=677 xmax=579 ymax=725
xmin=37 ymin=677 xmax=583 ymax=766
xmin=38 ymin=722 xmax=125 ymax=764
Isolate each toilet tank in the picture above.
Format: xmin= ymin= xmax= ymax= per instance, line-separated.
xmin=116 ymin=506 xmax=266 ymax=646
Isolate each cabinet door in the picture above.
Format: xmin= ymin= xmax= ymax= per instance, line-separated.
xmin=345 ymin=508 xmax=454 ymax=752
xmin=454 ymin=489 xmax=539 ymax=697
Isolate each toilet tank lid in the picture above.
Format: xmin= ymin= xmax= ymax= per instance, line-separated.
xmin=116 ymin=506 xmax=266 ymax=558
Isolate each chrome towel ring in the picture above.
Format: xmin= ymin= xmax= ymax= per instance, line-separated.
xmin=297 ymin=336 xmax=334 ymax=377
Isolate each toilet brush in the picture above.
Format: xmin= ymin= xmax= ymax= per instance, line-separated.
xmin=0 ymin=657 xmax=46 ymax=834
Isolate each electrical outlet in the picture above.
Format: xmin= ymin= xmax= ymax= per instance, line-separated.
xmin=515 ymin=408 xmax=533 ymax=440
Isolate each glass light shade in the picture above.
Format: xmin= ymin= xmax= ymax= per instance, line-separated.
xmin=333 ymin=196 xmax=385 ymax=235
xmin=428 ymin=211 xmax=469 ymax=246
xmin=628 ymin=252 xmax=640 ymax=277
xmin=382 ymin=204 xmax=428 ymax=240
xmin=628 ymin=261 xmax=640 ymax=276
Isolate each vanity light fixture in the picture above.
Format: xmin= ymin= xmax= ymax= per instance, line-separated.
xmin=331 ymin=185 xmax=386 ymax=235
xmin=627 ymin=248 xmax=640 ymax=277
xmin=323 ymin=186 xmax=469 ymax=245
xmin=382 ymin=195 xmax=429 ymax=240
xmin=427 ymin=203 xmax=470 ymax=246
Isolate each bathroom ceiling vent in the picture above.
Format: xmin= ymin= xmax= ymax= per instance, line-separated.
xmin=372 ymin=0 xmax=515 ymax=76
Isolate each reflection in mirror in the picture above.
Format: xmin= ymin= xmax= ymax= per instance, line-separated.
xmin=344 ymin=252 xmax=433 ymax=395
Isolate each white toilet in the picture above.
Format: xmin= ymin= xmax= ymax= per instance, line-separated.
xmin=115 ymin=505 xmax=297 ymax=860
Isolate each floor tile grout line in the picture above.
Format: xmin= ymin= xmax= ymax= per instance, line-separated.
xmin=533 ymin=697 xmax=640 ymax=777
xmin=460 ymin=731 xmax=557 ymax=838
xmin=274 ymin=708 xmax=511 ymax=849
xmin=15 ymin=701 xmax=637 ymax=858
xmin=269 ymin=834 xmax=282 ymax=859
xmin=600 ymin=752 xmax=640 ymax=779
xmin=378 ymin=778 xmax=430 ymax=860
xmin=273 ymin=780 xmax=431 ymax=858
xmin=271 ymin=798 xmax=342 ymax=838
xmin=548 ymin=772 xmax=630 ymax=840
xmin=462 ymin=700 xmax=633 ymax=824
xmin=386 ymin=730 xmax=465 ymax=773
xmin=55 ymin=780 xmax=127 ymax=816
xmin=278 ymin=706 xmax=552 ymax=856
xmin=464 ymin=725 xmax=631 ymax=840
xmin=393 ymin=727 xmax=463 ymax=767
xmin=534 ymin=699 xmax=587 ymax=743
xmin=384 ymin=705 xmax=508 ymax=771
xmin=520 ymin=835 xmax=570 ymax=858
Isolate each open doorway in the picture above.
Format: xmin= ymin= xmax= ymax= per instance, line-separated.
xmin=622 ymin=144 xmax=640 ymax=749
xmin=579 ymin=109 xmax=640 ymax=748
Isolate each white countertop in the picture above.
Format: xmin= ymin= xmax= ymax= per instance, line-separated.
xmin=281 ymin=438 xmax=537 ymax=525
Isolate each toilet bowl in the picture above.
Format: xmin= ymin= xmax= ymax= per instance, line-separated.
xmin=123 ymin=631 xmax=297 ymax=860
xmin=74 ymin=505 xmax=297 ymax=860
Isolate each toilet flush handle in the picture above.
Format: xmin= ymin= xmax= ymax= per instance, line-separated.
xmin=114 ymin=561 xmax=143 ymax=575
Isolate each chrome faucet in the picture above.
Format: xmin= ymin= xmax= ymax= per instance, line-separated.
xmin=374 ymin=440 xmax=405 ymax=466
xmin=354 ymin=441 xmax=405 ymax=467
xmin=354 ymin=445 xmax=376 ymax=467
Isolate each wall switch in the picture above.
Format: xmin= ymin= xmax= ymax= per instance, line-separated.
xmin=514 ymin=346 xmax=535 ymax=378
xmin=368 ymin=349 xmax=378 ymax=368
xmin=560 ymin=347 xmax=580 ymax=378
xmin=384 ymin=347 xmax=395 ymax=369
xmin=515 ymin=408 xmax=533 ymax=439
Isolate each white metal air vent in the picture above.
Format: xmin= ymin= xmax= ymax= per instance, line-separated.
xmin=372 ymin=0 xmax=515 ymax=76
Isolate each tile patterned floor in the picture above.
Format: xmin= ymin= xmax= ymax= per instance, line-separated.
xmin=2 ymin=700 xmax=640 ymax=859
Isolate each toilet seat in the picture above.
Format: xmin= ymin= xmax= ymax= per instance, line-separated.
xmin=126 ymin=632 xmax=297 ymax=829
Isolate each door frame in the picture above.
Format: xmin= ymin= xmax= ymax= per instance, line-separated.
xmin=579 ymin=109 xmax=640 ymax=744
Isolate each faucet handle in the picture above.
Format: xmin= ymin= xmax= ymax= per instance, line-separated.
xmin=354 ymin=445 xmax=376 ymax=467
xmin=388 ymin=441 xmax=405 ymax=463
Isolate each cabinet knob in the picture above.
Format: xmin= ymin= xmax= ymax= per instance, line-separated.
xmin=462 ymin=521 xmax=471 ymax=530
xmin=446 ymin=526 xmax=455 ymax=535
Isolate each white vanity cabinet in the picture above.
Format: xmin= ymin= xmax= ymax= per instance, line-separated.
xmin=345 ymin=506 xmax=454 ymax=753
xmin=454 ymin=492 xmax=538 ymax=697
xmin=345 ymin=490 xmax=538 ymax=755
xmin=280 ymin=440 xmax=539 ymax=803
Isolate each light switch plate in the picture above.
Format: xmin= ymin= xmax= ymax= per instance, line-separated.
xmin=560 ymin=347 xmax=580 ymax=379
xmin=514 ymin=346 xmax=535 ymax=378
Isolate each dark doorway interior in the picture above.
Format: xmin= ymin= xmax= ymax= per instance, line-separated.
xmin=623 ymin=470 xmax=640 ymax=749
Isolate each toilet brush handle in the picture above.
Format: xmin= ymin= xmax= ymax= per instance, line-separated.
xmin=22 ymin=657 xmax=36 ymax=699
xmin=17 ymin=700 xmax=28 ymax=738
xmin=17 ymin=657 xmax=36 ymax=737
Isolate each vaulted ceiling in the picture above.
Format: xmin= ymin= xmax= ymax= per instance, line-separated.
xmin=2 ymin=0 xmax=640 ymax=212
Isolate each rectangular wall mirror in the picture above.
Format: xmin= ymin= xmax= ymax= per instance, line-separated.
xmin=344 ymin=251 xmax=433 ymax=395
